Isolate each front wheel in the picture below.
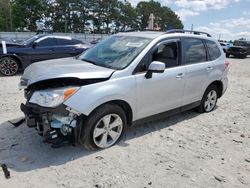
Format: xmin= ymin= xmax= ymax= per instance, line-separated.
xmin=0 ymin=57 xmax=19 ymax=76
xmin=79 ymin=104 xmax=126 ymax=150
xmin=226 ymin=53 xmax=230 ymax=58
xmin=196 ymin=85 xmax=218 ymax=113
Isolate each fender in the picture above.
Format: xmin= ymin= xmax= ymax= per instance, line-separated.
xmin=64 ymin=76 xmax=137 ymax=120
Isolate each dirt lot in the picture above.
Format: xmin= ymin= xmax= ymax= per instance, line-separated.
xmin=0 ymin=57 xmax=250 ymax=188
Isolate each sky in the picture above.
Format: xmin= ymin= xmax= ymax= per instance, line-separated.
xmin=128 ymin=0 xmax=250 ymax=41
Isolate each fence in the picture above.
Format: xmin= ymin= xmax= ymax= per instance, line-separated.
xmin=0 ymin=32 xmax=110 ymax=43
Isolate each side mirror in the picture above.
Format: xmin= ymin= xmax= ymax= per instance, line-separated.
xmin=145 ymin=61 xmax=165 ymax=79
xmin=32 ymin=42 xmax=38 ymax=48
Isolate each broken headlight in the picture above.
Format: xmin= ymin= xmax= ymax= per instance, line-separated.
xmin=29 ymin=87 xmax=79 ymax=107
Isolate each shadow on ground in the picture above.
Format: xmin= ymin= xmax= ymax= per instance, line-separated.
xmin=0 ymin=110 xmax=199 ymax=172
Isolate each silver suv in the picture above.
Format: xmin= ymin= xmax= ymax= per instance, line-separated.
xmin=19 ymin=30 xmax=229 ymax=149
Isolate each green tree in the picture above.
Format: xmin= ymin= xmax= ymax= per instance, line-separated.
xmin=12 ymin=0 xmax=45 ymax=31
xmin=136 ymin=0 xmax=183 ymax=31
xmin=0 ymin=0 xmax=12 ymax=31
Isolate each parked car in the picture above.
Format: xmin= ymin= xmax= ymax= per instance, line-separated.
xmin=0 ymin=35 xmax=90 ymax=76
xmin=220 ymin=42 xmax=230 ymax=53
xmin=19 ymin=30 xmax=229 ymax=149
xmin=226 ymin=40 xmax=250 ymax=58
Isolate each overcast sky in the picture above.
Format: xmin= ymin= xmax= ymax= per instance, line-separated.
xmin=128 ymin=0 xmax=250 ymax=40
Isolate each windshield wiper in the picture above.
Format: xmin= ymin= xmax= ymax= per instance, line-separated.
xmin=81 ymin=58 xmax=98 ymax=66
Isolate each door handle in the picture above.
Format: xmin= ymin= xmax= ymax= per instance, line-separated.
xmin=206 ymin=67 xmax=213 ymax=71
xmin=176 ymin=73 xmax=184 ymax=79
xmin=49 ymin=48 xmax=54 ymax=52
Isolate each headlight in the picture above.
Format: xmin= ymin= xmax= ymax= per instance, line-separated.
xmin=29 ymin=87 xmax=79 ymax=107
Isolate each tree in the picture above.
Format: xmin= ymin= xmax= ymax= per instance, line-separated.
xmin=12 ymin=0 xmax=45 ymax=31
xmin=0 ymin=0 xmax=12 ymax=31
xmin=136 ymin=0 xmax=183 ymax=31
xmin=116 ymin=1 xmax=139 ymax=31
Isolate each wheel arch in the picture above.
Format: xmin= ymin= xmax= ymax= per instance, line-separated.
xmin=88 ymin=100 xmax=133 ymax=126
xmin=207 ymin=80 xmax=223 ymax=98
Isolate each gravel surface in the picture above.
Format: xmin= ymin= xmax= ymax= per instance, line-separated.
xmin=0 ymin=57 xmax=250 ymax=188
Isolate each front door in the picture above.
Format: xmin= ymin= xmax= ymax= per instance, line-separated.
xmin=134 ymin=39 xmax=186 ymax=120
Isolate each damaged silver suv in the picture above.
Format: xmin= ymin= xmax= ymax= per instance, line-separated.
xmin=19 ymin=30 xmax=229 ymax=150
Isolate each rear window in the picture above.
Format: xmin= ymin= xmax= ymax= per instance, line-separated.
xmin=206 ymin=40 xmax=221 ymax=60
xmin=183 ymin=38 xmax=207 ymax=64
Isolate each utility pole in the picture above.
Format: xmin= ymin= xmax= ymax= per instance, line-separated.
xmin=191 ymin=24 xmax=193 ymax=31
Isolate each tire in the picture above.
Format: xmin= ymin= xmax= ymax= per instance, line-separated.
xmin=226 ymin=53 xmax=230 ymax=58
xmin=196 ymin=85 xmax=218 ymax=113
xmin=0 ymin=57 xmax=19 ymax=76
xmin=78 ymin=103 xmax=127 ymax=150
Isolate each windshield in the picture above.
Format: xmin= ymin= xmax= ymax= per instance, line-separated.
xmin=20 ymin=35 xmax=40 ymax=45
xmin=78 ymin=35 xmax=151 ymax=70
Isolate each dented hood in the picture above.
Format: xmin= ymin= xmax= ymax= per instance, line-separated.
xmin=22 ymin=57 xmax=115 ymax=85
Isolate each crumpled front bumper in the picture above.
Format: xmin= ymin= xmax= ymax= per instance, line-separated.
xmin=20 ymin=102 xmax=79 ymax=145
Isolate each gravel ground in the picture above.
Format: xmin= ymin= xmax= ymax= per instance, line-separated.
xmin=0 ymin=57 xmax=250 ymax=188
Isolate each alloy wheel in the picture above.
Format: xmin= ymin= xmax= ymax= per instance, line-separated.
xmin=0 ymin=58 xmax=19 ymax=76
xmin=204 ymin=90 xmax=217 ymax=112
xmin=93 ymin=114 xmax=123 ymax=148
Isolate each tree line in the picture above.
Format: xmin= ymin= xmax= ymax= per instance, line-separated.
xmin=0 ymin=0 xmax=183 ymax=33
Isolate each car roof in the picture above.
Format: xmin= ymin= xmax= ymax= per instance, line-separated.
xmin=35 ymin=35 xmax=73 ymax=42
xmin=117 ymin=31 xmax=215 ymax=41
xmin=117 ymin=31 xmax=166 ymax=39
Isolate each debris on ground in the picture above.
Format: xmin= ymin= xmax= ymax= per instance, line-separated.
xmin=1 ymin=164 xmax=10 ymax=179
xmin=232 ymin=139 xmax=243 ymax=143
xmin=214 ymin=176 xmax=225 ymax=183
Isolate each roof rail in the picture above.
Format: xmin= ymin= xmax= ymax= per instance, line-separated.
xmin=167 ymin=29 xmax=212 ymax=37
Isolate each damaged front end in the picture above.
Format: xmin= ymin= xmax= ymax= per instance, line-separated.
xmin=19 ymin=77 xmax=108 ymax=147
xmin=20 ymin=97 xmax=81 ymax=148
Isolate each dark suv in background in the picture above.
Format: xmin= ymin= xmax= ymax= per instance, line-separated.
xmin=226 ymin=40 xmax=250 ymax=58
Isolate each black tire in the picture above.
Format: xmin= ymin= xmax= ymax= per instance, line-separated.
xmin=78 ymin=103 xmax=127 ymax=150
xmin=0 ymin=57 xmax=19 ymax=76
xmin=196 ymin=85 xmax=218 ymax=113
xmin=226 ymin=53 xmax=230 ymax=58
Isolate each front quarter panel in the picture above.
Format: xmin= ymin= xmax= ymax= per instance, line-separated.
xmin=63 ymin=75 xmax=137 ymax=118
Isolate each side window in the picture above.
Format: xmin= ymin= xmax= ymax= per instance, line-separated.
xmin=183 ymin=38 xmax=207 ymax=64
xmin=56 ymin=38 xmax=78 ymax=45
xmin=152 ymin=41 xmax=179 ymax=68
xmin=38 ymin=38 xmax=57 ymax=47
xmin=206 ymin=40 xmax=221 ymax=60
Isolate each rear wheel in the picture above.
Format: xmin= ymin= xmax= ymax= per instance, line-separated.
xmin=79 ymin=104 xmax=126 ymax=150
xmin=0 ymin=57 xmax=19 ymax=76
xmin=196 ymin=85 xmax=218 ymax=113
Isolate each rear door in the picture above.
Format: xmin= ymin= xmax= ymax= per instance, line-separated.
xmin=181 ymin=38 xmax=211 ymax=105
xmin=53 ymin=38 xmax=82 ymax=58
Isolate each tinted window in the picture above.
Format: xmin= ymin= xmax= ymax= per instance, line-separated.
xmin=56 ymin=38 xmax=80 ymax=45
xmin=183 ymin=38 xmax=207 ymax=64
xmin=206 ymin=40 xmax=221 ymax=60
xmin=152 ymin=41 xmax=179 ymax=68
xmin=38 ymin=38 xmax=57 ymax=46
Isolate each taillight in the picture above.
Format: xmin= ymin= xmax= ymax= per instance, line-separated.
xmin=224 ymin=60 xmax=230 ymax=69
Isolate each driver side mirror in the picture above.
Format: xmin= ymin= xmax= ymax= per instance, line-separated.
xmin=145 ymin=61 xmax=165 ymax=79
xmin=32 ymin=42 xmax=38 ymax=48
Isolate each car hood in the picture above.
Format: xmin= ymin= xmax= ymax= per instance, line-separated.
xmin=22 ymin=57 xmax=115 ymax=86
